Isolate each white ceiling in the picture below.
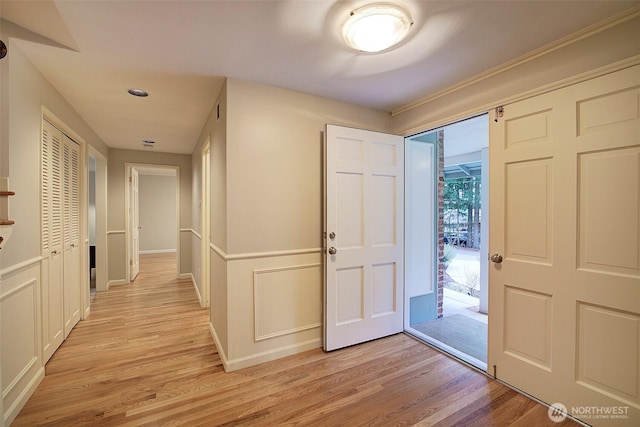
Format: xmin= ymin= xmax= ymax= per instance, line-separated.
xmin=1 ymin=0 xmax=638 ymax=155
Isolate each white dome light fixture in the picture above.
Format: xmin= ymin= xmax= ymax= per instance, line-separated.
xmin=342 ymin=2 xmax=414 ymax=53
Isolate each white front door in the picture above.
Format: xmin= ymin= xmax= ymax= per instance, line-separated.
xmin=130 ymin=167 xmax=140 ymax=281
xmin=324 ymin=124 xmax=404 ymax=351
xmin=488 ymin=65 xmax=640 ymax=426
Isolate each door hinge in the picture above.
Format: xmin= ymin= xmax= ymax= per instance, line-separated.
xmin=130 ymin=259 xmax=133 ymax=266
xmin=494 ymin=106 xmax=504 ymax=122
xmin=129 ymin=176 xmax=133 ymax=183
xmin=493 ymin=364 xmax=497 ymax=378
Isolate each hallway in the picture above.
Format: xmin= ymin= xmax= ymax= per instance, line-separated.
xmin=13 ymin=253 xmax=217 ymax=425
xmin=13 ymin=254 xmax=574 ymax=426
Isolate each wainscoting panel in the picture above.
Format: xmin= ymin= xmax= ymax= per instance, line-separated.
xmin=254 ymin=264 xmax=322 ymax=341
xmin=225 ymin=251 xmax=322 ymax=371
xmin=0 ymin=262 xmax=44 ymax=425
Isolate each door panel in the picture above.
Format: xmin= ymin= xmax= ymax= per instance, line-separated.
xmin=325 ymin=125 xmax=404 ymax=351
xmin=505 ymin=159 xmax=552 ymax=262
xmin=489 ymin=65 xmax=640 ymax=426
xmin=336 ymin=172 xmax=364 ymax=248
xmin=63 ymin=136 xmax=81 ymax=337
xmin=578 ymin=147 xmax=639 ymax=276
xmin=41 ymin=120 xmax=64 ymax=361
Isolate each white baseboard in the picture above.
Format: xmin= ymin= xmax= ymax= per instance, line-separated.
xmin=185 ymin=273 xmax=204 ymax=307
xmin=139 ymin=249 xmax=176 ymax=255
xmin=106 ymin=279 xmax=128 ymax=288
xmin=209 ymin=322 xmax=229 ymax=372
xmin=223 ymin=338 xmax=322 ymax=372
xmin=176 ymin=272 xmax=202 ymax=305
xmin=4 ymin=365 xmax=44 ymax=426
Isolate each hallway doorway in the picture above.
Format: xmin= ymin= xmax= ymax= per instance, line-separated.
xmin=126 ymin=164 xmax=180 ymax=281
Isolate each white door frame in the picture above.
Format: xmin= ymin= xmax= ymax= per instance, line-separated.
xmin=201 ymin=138 xmax=211 ymax=307
xmin=125 ymin=163 xmax=180 ymax=280
xmin=404 ymin=133 xmax=438 ymax=326
xmin=88 ymin=146 xmax=108 ymax=293
xmin=128 ymin=166 xmax=140 ymax=281
xmin=478 ymin=147 xmax=489 ymax=314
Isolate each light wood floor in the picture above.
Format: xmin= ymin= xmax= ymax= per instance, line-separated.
xmin=14 ymin=253 xmax=576 ymax=426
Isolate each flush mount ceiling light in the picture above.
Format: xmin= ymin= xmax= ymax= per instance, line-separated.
xmin=128 ymin=88 xmax=148 ymax=97
xmin=342 ymin=2 xmax=413 ymax=53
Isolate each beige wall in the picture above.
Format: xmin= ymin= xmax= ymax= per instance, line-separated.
xmin=0 ymin=34 xmax=109 ymax=425
xmin=2 ymin=39 xmax=107 ymax=268
xmin=107 ymin=149 xmax=192 ymax=282
xmin=191 ymin=81 xmax=228 ymax=357
xmin=226 ymin=79 xmax=392 ymax=255
xmin=209 ymin=84 xmax=229 ymax=352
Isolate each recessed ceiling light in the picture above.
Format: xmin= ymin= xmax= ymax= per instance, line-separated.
xmin=342 ymin=3 xmax=413 ymax=53
xmin=128 ymin=88 xmax=149 ymax=97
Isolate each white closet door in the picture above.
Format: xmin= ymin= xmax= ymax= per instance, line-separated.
xmin=488 ymin=65 xmax=640 ymax=426
xmin=41 ymin=120 xmax=64 ymax=362
xmin=63 ymin=135 xmax=81 ymax=338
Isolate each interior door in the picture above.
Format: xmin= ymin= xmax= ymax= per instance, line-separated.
xmin=324 ymin=124 xmax=404 ymax=351
xmin=63 ymin=135 xmax=81 ymax=337
xmin=488 ymin=65 xmax=639 ymax=426
xmin=41 ymin=119 xmax=64 ymax=360
xmin=130 ymin=167 xmax=140 ymax=280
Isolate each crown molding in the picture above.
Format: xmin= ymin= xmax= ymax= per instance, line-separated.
xmin=392 ymin=5 xmax=640 ymax=117
xmin=397 ymin=55 xmax=640 ymax=137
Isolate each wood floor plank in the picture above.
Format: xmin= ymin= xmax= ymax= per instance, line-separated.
xmin=13 ymin=253 xmax=577 ymax=426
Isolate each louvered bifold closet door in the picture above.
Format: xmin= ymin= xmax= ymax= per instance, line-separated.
xmin=41 ymin=119 xmax=64 ymax=362
xmin=63 ymin=135 xmax=81 ymax=337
